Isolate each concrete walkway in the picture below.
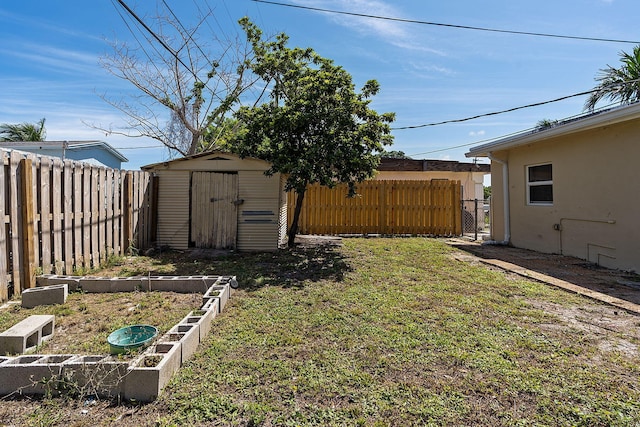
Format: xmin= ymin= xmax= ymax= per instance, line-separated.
xmin=447 ymin=238 xmax=640 ymax=315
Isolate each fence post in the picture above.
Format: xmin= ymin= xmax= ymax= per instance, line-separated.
xmin=0 ymin=152 xmax=7 ymax=301
xmin=474 ymin=198 xmax=478 ymax=241
xmin=20 ymin=158 xmax=36 ymax=291
xmin=123 ymin=171 xmax=133 ymax=254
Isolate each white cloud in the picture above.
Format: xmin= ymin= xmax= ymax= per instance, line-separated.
xmin=292 ymin=0 xmax=443 ymax=54
xmin=0 ymin=8 xmax=103 ymax=43
xmin=0 ymin=43 xmax=102 ymax=76
xmin=469 ymin=130 xmax=486 ymax=137
xmin=408 ymin=62 xmax=456 ymax=76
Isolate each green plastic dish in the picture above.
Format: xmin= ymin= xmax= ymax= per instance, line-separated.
xmin=107 ymin=324 xmax=158 ymax=354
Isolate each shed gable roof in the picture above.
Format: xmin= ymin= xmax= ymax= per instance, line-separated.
xmin=141 ymin=151 xmax=271 ymax=171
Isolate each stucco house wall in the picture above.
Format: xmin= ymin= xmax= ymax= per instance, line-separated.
xmin=467 ymin=103 xmax=640 ymax=272
xmin=375 ymin=158 xmax=489 ymax=201
xmin=375 ymin=170 xmax=486 ymax=201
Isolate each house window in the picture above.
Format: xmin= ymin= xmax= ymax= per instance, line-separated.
xmin=527 ymin=163 xmax=553 ymax=205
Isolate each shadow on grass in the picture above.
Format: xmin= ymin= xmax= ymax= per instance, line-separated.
xmin=126 ymin=243 xmax=350 ymax=292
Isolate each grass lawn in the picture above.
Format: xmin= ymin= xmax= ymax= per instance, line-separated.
xmin=2 ymin=237 xmax=639 ymax=426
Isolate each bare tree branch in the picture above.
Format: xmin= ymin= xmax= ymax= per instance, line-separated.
xmin=92 ymin=2 xmax=256 ymax=156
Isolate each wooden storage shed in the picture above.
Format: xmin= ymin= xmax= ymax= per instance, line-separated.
xmin=142 ymin=152 xmax=287 ymax=251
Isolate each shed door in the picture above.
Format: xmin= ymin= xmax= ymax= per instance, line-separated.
xmin=190 ymin=172 xmax=239 ymax=248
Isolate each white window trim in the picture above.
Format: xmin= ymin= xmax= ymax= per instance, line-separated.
xmin=526 ymin=163 xmax=553 ymax=206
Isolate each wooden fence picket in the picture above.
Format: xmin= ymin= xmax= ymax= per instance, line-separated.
xmin=289 ymin=179 xmax=462 ymax=236
xmin=0 ymin=149 xmax=155 ymax=302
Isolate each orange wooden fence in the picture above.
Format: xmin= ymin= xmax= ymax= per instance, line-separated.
xmin=0 ymin=150 xmax=155 ymax=302
xmin=289 ymin=179 xmax=461 ymax=236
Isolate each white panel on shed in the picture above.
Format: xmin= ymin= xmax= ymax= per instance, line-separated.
xmin=237 ymin=171 xmax=282 ymax=251
xmin=155 ymin=170 xmax=190 ymax=249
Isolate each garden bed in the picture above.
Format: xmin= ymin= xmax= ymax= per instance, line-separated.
xmin=0 ymin=291 xmax=201 ymax=357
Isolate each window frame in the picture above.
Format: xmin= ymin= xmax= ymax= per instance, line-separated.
xmin=526 ymin=163 xmax=553 ymax=206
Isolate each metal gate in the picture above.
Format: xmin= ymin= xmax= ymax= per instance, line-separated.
xmin=461 ymin=198 xmax=490 ymax=240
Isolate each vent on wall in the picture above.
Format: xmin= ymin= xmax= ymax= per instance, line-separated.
xmin=207 ymin=156 xmax=230 ymax=161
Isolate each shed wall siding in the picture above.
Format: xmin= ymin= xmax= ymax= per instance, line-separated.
xmin=237 ymin=171 xmax=282 ymax=251
xmin=146 ymin=153 xmax=286 ymax=251
xmin=155 ymin=170 xmax=190 ymax=250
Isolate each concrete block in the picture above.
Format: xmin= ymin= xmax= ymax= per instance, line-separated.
xmin=144 ymin=276 xmax=217 ymax=294
xmin=61 ymin=355 xmax=129 ymax=399
xmin=182 ymin=308 xmax=217 ymax=342
xmin=0 ymin=354 xmax=76 ymax=396
xmin=123 ymin=341 xmax=182 ymax=402
xmin=36 ymin=275 xmax=82 ymax=292
xmin=80 ymin=277 xmax=139 ymax=293
xmin=0 ymin=315 xmax=55 ymax=355
xmin=22 ymin=284 xmax=68 ymax=308
xmin=200 ymin=297 xmax=220 ymax=314
xmin=202 ymin=284 xmax=230 ymax=313
xmin=168 ymin=323 xmax=200 ymax=363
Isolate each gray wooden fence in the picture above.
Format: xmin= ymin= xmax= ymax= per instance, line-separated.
xmin=0 ymin=149 xmax=156 ymax=302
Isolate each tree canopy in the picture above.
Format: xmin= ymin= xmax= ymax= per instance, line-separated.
xmin=0 ymin=118 xmax=46 ymax=142
xmin=231 ymin=18 xmax=395 ymax=246
xmin=380 ymin=150 xmax=411 ymax=159
xmin=585 ymin=45 xmax=640 ymax=111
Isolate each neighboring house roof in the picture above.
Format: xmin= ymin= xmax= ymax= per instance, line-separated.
xmin=465 ymin=102 xmax=640 ymax=158
xmin=378 ymin=158 xmax=490 ymax=173
xmin=0 ymin=140 xmax=128 ymax=162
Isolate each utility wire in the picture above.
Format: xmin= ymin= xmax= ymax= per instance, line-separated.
xmin=110 ymin=0 xmax=165 ymax=77
xmin=407 ymin=100 xmax=622 ymax=157
xmin=252 ymin=0 xmax=640 ymax=44
xmin=391 ymin=90 xmax=593 ymax=130
xmin=114 ymin=0 xmax=200 ymax=80
xmin=162 ymin=0 xmax=211 ymax=62
xmin=392 ymin=78 xmax=640 ymax=130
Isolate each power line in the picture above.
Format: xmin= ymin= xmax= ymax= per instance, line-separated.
xmin=391 ymin=90 xmax=593 ymax=130
xmin=406 ymin=100 xmax=622 ymax=157
xmin=252 ymin=0 xmax=640 ymax=45
xmin=392 ymin=78 xmax=640 ymax=130
xmin=113 ymin=0 xmax=199 ymax=80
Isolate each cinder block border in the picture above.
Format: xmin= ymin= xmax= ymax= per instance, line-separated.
xmin=1 ymin=275 xmax=237 ymax=402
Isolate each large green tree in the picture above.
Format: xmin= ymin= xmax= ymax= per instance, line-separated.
xmin=232 ymin=18 xmax=395 ymax=247
xmin=0 ymin=118 xmax=46 ymax=142
xmin=585 ymin=45 xmax=640 ymax=111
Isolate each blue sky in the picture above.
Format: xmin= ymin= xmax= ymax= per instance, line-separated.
xmin=1 ymin=0 xmax=638 ymax=170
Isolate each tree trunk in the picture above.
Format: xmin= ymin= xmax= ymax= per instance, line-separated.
xmin=287 ymin=188 xmax=306 ymax=247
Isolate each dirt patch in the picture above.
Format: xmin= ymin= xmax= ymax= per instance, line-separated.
xmin=0 ymin=291 xmax=202 ymax=356
xmin=528 ymin=300 xmax=640 ymax=357
xmin=447 ymin=238 xmax=640 ymax=357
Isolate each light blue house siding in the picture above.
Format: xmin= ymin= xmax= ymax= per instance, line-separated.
xmin=0 ymin=141 xmax=128 ymax=169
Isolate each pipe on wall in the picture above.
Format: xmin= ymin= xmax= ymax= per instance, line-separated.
xmin=557 ymin=218 xmax=616 ymax=264
xmin=487 ymin=153 xmax=510 ymax=244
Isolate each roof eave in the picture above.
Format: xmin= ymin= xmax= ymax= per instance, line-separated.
xmin=465 ymin=102 xmax=640 ymax=158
